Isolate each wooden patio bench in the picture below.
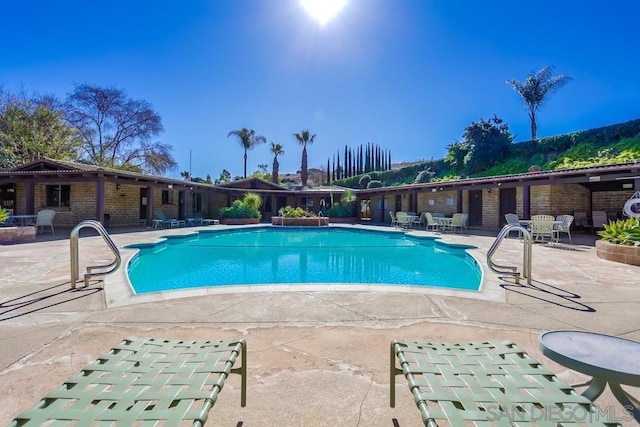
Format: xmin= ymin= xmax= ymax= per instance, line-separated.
xmin=390 ymin=339 xmax=620 ymax=426
xmin=10 ymin=336 xmax=246 ymax=426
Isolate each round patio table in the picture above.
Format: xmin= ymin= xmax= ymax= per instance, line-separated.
xmin=539 ymin=330 xmax=640 ymax=422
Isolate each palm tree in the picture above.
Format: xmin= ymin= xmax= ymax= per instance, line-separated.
xmin=270 ymin=142 xmax=284 ymax=184
xmin=293 ymin=129 xmax=316 ymax=187
xmin=506 ymin=66 xmax=572 ymax=140
xmin=227 ymin=128 xmax=266 ymax=178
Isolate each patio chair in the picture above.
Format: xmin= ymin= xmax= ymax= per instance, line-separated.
xmin=461 ymin=213 xmax=469 ymax=232
xmin=449 ymin=213 xmax=466 ymax=233
xmin=530 ymin=214 xmax=556 ymax=243
xmin=390 ymin=339 xmax=618 ymax=426
xmin=423 ymin=212 xmax=439 ymax=231
xmin=33 ymin=209 xmax=56 ymax=234
xmin=504 ymin=213 xmax=523 ymax=239
xmin=573 ymin=211 xmax=591 ymax=232
xmin=554 ymin=214 xmax=574 ymax=243
xmin=389 ymin=211 xmax=399 ymax=227
xmin=591 ymin=210 xmax=608 ymax=234
xmin=10 ymin=336 xmax=247 ymax=426
xmin=155 ymin=209 xmax=185 ymax=228
xmin=395 ymin=211 xmax=412 ymax=228
xmin=411 ymin=212 xmax=423 ymax=228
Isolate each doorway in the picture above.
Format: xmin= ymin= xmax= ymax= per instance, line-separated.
xmin=139 ymin=188 xmax=147 ymax=220
xmin=468 ymin=190 xmax=483 ymax=227
xmin=499 ymin=187 xmax=517 ymax=226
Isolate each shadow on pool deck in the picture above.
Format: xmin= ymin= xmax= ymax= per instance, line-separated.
xmin=1 ymin=224 xmax=637 ymax=426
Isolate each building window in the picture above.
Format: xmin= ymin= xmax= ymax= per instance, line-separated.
xmin=46 ymin=185 xmax=70 ymax=207
xmin=301 ymin=197 xmax=314 ymax=209
xmin=162 ymin=190 xmax=173 ymax=205
xmin=191 ymin=193 xmax=202 ymax=213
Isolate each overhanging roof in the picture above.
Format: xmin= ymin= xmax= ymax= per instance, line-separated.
xmin=1 ymin=158 xmax=638 ymax=195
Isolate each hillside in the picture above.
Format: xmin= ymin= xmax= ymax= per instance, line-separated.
xmin=331 ymin=119 xmax=640 ymax=189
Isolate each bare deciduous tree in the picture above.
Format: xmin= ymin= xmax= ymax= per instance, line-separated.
xmin=64 ymin=84 xmax=176 ymax=174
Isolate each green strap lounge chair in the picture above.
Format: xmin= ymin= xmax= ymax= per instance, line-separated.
xmin=10 ymin=336 xmax=246 ymax=426
xmin=390 ymin=339 xmax=620 ymax=426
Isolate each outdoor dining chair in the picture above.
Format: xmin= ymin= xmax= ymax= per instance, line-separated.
xmin=530 ymin=214 xmax=556 ymax=243
xmin=423 ymin=212 xmax=439 ymax=231
xmin=395 ymin=211 xmax=412 ymax=228
xmin=554 ymin=214 xmax=574 ymax=243
xmin=449 ymin=213 xmax=466 ymax=233
xmin=389 ymin=211 xmax=398 ymax=227
xmin=591 ymin=210 xmax=608 ymax=234
xmin=504 ymin=213 xmax=523 ymax=239
xmin=34 ymin=209 xmax=56 ymax=234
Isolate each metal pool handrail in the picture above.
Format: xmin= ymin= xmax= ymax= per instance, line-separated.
xmin=486 ymin=223 xmax=532 ymax=285
xmin=70 ymin=220 xmax=121 ymax=288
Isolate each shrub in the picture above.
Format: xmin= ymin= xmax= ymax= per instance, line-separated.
xmin=0 ymin=208 xmax=8 ymax=224
xmin=324 ymin=203 xmax=353 ymax=217
xmin=358 ymin=174 xmax=371 ymax=189
xmin=242 ymin=192 xmax=262 ymax=210
xmin=279 ymin=206 xmax=315 ymax=218
xmin=598 ymin=217 xmax=640 ymax=246
xmin=218 ymin=193 xmax=262 ymax=219
xmin=367 ymin=180 xmax=383 ymax=188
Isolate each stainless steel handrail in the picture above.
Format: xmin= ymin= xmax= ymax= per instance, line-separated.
xmin=70 ymin=220 xmax=121 ymax=288
xmin=274 ymin=209 xmax=285 ymax=226
xmin=486 ymin=223 xmax=532 ymax=285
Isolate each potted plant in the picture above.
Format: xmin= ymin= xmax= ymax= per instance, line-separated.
xmin=595 ymin=217 xmax=640 ymax=266
xmin=271 ymin=206 xmax=329 ymax=226
xmin=218 ymin=192 xmax=262 ymax=225
xmin=0 ymin=207 xmax=37 ymax=244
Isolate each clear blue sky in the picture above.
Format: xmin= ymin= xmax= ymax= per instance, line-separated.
xmin=3 ymin=0 xmax=639 ymax=180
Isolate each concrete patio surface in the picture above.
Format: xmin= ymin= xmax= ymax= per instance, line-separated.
xmin=1 ymin=224 xmax=639 ymax=426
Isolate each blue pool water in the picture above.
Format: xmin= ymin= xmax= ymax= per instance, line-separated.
xmin=126 ymin=227 xmax=482 ymax=294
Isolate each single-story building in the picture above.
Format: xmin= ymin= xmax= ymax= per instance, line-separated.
xmin=0 ymin=158 xmax=638 ymax=231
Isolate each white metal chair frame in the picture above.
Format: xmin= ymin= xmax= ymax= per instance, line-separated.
xmin=389 ymin=211 xmax=398 ymax=227
xmin=504 ymin=213 xmax=523 ymax=239
xmin=34 ymin=209 xmax=56 ymax=234
xmin=530 ymin=215 xmax=556 ymax=243
xmin=424 ymin=212 xmax=439 ymax=231
xmin=395 ymin=212 xmax=412 ymax=228
xmin=553 ymin=214 xmax=574 ymax=243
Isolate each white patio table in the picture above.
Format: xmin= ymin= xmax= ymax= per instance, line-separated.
xmin=539 ymin=330 xmax=640 ymax=423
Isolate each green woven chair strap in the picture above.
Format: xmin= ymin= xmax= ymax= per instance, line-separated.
xmin=391 ymin=339 xmax=620 ymax=426
xmin=10 ymin=336 xmax=246 ymax=426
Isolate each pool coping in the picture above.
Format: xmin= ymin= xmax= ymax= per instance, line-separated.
xmin=103 ymin=224 xmax=506 ymax=308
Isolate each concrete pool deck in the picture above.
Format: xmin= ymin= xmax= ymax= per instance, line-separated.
xmin=1 ymin=224 xmax=639 ymax=426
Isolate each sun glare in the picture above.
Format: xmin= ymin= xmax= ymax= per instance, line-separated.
xmin=301 ymin=0 xmax=347 ymax=25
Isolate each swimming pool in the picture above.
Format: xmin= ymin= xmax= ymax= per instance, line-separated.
xmin=126 ymin=227 xmax=482 ymax=294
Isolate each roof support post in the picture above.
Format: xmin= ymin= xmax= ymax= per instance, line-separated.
xmin=523 ymin=184 xmax=530 ymax=219
xmin=25 ymin=181 xmax=35 ymax=214
xmin=96 ymin=177 xmax=105 ymax=226
xmin=145 ymin=185 xmax=154 ymax=226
